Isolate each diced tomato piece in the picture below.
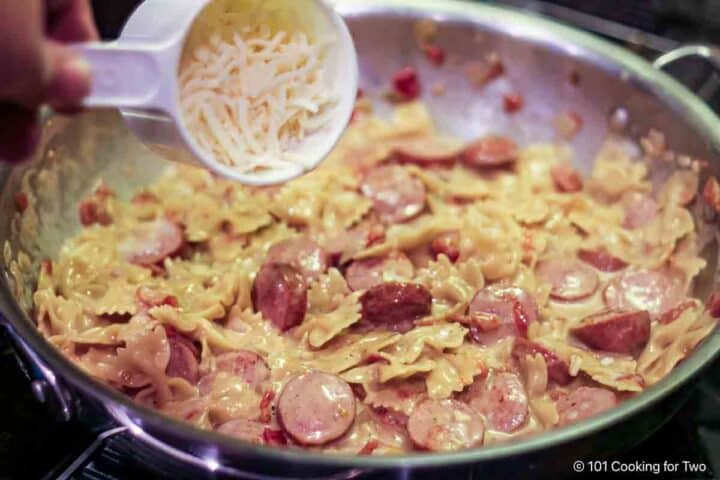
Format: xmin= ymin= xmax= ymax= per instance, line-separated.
xmin=14 ymin=192 xmax=28 ymax=213
xmin=392 ymin=67 xmax=421 ymax=101
xmin=423 ymin=44 xmax=445 ymax=66
xmin=503 ymin=93 xmax=524 ymax=113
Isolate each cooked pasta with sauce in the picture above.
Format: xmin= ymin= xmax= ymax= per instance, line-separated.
xmin=34 ymin=101 xmax=719 ymax=454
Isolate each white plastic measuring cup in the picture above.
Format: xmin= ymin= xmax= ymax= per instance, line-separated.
xmin=73 ymin=0 xmax=358 ymax=185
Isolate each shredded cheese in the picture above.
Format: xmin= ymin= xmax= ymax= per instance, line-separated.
xmin=179 ymin=24 xmax=336 ymax=173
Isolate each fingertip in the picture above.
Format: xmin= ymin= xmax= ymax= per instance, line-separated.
xmin=46 ymin=52 xmax=92 ymax=111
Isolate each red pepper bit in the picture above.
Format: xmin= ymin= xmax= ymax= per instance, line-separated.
xmin=262 ymin=428 xmax=288 ymax=446
xmin=41 ymin=259 xmax=53 ymax=275
xmin=366 ymin=223 xmax=386 ymax=246
xmin=705 ymin=290 xmax=720 ymax=318
xmin=422 ymin=44 xmax=446 ymax=66
xmin=14 ymin=192 xmax=28 ymax=213
xmin=259 ymin=389 xmax=276 ymax=423
xmin=359 ymin=439 xmax=380 ymax=455
xmin=511 ymin=299 xmax=530 ymax=336
xmin=392 ymin=67 xmax=421 ymax=101
xmin=162 ymin=295 xmax=179 ymax=308
xmin=503 ymin=93 xmax=524 ymax=113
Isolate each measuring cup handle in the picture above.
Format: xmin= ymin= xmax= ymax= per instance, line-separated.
xmin=71 ymin=42 xmax=175 ymax=112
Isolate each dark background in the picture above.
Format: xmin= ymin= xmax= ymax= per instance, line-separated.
xmin=0 ymin=1 xmax=719 ymax=479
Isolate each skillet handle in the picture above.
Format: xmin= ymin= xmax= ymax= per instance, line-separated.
xmin=1 ymin=320 xmax=74 ymax=422
xmin=653 ymin=45 xmax=720 ymax=101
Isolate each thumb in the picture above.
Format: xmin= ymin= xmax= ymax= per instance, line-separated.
xmin=44 ymin=42 xmax=92 ymax=113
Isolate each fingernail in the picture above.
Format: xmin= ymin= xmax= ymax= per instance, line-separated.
xmin=47 ymin=56 xmax=92 ymax=109
xmin=63 ymin=57 xmax=92 ymax=83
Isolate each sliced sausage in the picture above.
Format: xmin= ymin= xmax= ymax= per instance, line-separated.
xmin=603 ymin=269 xmax=685 ymax=317
xmin=466 ymin=372 xmax=529 ymax=433
xmin=536 ymin=258 xmax=599 ymax=301
xmin=345 ymin=252 xmax=414 ymax=291
xmin=392 ymin=138 xmax=461 ymax=167
xmin=621 ymin=192 xmax=658 ymax=229
xmin=467 ymin=286 xmax=538 ymax=344
xmin=577 ymin=248 xmax=628 ymax=272
xmin=163 ymin=325 xmax=200 ymax=384
xmin=119 ymin=218 xmax=184 ymax=266
xmin=217 ymin=418 xmax=266 ymax=444
xmin=407 ymin=399 xmax=484 ymax=451
xmin=266 ymin=237 xmax=329 ymax=282
xmin=359 ymin=282 xmax=432 ymax=333
xmin=512 ymin=338 xmax=572 ymax=385
xmin=430 ymin=231 xmax=460 ymax=262
xmin=570 ymin=309 xmax=651 ymax=354
xmin=216 ymin=350 xmax=270 ymax=388
xmin=252 ymin=263 xmax=308 ymax=331
xmin=360 ymin=166 xmax=426 ymax=224
xmin=551 ymin=164 xmax=583 ymax=193
xmin=555 ymin=386 xmax=617 ymax=426
xmin=277 ymin=372 xmax=356 ymax=445
xmin=461 ymin=136 xmax=518 ymax=168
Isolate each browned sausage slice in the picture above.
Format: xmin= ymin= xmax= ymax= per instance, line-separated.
xmin=603 ymin=269 xmax=685 ymax=317
xmin=467 ymin=286 xmax=538 ymax=344
xmin=551 ymin=164 xmax=583 ymax=193
xmin=277 ymin=372 xmax=356 ymax=445
xmin=621 ymin=192 xmax=658 ymax=229
xmin=407 ymin=399 xmax=484 ymax=451
xmin=266 ymin=237 xmax=329 ymax=282
xmin=216 ymin=351 xmax=270 ymax=388
xmin=536 ymin=258 xmax=599 ymax=301
xmin=217 ymin=418 xmax=266 ymax=444
xmin=512 ymin=338 xmax=572 ymax=385
xmin=570 ymin=309 xmax=651 ymax=354
xmin=359 ymin=282 xmax=432 ymax=333
xmin=461 ymin=136 xmax=518 ymax=168
xmin=392 ymin=138 xmax=461 ymax=167
xmin=252 ymin=263 xmax=308 ymax=331
xmin=577 ymin=248 xmax=628 ymax=272
xmin=466 ymin=372 xmax=529 ymax=433
xmin=163 ymin=325 xmax=200 ymax=384
xmin=345 ymin=252 xmax=414 ymax=291
xmin=119 ymin=218 xmax=184 ymax=266
xmin=555 ymin=386 xmax=617 ymax=426
xmin=360 ymin=166 xmax=426 ymax=224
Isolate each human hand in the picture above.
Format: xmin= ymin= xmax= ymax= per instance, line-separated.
xmin=0 ymin=0 xmax=98 ymax=162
